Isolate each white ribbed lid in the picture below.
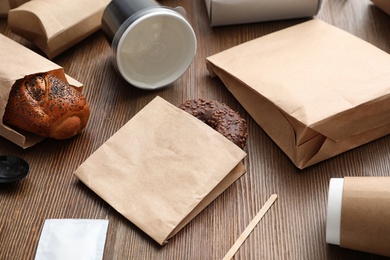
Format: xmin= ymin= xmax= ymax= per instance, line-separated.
xmin=326 ymin=178 xmax=344 ymax=245
xmin=116 ymin=9 xmax=196 ymax=89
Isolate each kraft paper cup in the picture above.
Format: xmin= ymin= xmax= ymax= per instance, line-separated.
xmin=326 ymin=177 xmax=390 ymax=257
xmin=102 ymin=0 xmax=197 ymax=90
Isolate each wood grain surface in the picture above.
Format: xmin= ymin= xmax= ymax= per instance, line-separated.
xmin=1 ymin=0 xmax=390 ymax=259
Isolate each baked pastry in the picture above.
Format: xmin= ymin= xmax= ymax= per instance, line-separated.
xmin=3 ymin=73 xmax=90 ymax=140
xmin=179 ymin=99 xmax=248 ymax=149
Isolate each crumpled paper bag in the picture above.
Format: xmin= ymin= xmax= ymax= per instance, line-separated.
xmin=204 ymin=0 xmax=321 ymax=26
xmin=206 ymin=19 xmax=390 ymax=169
xmin=74 ymin=96 xmax=247 ymax=245
xmin=0 ymin=33 xmax=83 ymax=148
xmin=7 ymin=0 xmax=110 ymax=58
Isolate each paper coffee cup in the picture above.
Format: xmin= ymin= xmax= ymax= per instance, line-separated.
xmin=326 ymin=177 xmax=390 ymax=257
xmin=205 ymin=0 xmax=322 ymax=26
xmin=101 ymin=0 xmax=197 ymax=90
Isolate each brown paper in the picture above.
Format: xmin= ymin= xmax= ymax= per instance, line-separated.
xmin=206 ymin=19 xmax=390 ymax=169
xmin=7 ymin=0 xmax=110 ymax=58
xmin=340 ymin=177 xmax=390 ymax=257
xmin=74 ymin=96 xmax=247 ymax=245
xmin=372 ymin=0 xmax=390 ymax=15
xmin=0 ymin=33 xmax=83 ymax=148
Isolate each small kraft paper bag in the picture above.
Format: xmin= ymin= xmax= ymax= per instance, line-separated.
xmin=7 ymin=0 xmax=110 ymax=58
xmin=206 ymin=19 xmax=390 ymax=169
xmin=74 ymin=96 xmax=247 ymax=245
xmin=0 ymin=33 xmax=83 ymax=148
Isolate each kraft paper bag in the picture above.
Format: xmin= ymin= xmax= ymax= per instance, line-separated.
xmin=0 ymin=34 xmax=83 ymax=148
xmin=204 ymin=0 xmax=321 ymax=26
xmin=206 ymin=19 xmax=390 ymax=169
xmin=372 ymin=0 xmax=390 ymax=15
xmin=74 ymin=96 xmax=247 ymax=245
xmin=7 ymin=0 xmax=110 ymax=58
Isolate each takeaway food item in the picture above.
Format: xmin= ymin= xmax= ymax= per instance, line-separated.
xmin=3 ymin=73 xmax=90 ymax=139
xmin=0 ymin=33 xmax=84 ymax=148
xmin=179 ymin=99 xmax=248 ymax=149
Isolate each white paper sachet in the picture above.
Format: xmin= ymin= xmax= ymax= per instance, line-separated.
xmin=35 ymin=219 xmax=109 ymax=260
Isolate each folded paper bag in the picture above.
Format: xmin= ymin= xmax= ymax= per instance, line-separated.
xmin=8 ymin=0 xmax=109 ymax=59
xmin=0 ymin=33 xmax=83 ymax=148
xmin=74 ymin=96 xmax=247 ymax=245
xmin=206 ymin=19 xmax=390 ymax=169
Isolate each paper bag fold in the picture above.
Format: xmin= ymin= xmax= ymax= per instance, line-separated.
xmin=74 ymin=96 xmax=247 ymax=245
xmin=0 ymin=33 xmax=83 ymax=148
xmin=206 ymin=19 xmax=390 ymax=169
xmin=7 ymin=0 xmax=109 ymax=58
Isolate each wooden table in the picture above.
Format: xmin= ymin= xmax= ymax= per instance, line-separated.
xmin=1 ymin=0 xmax=390 ymax=259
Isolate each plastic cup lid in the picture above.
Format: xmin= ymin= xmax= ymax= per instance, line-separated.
xmin=115 ymin=8 xmax=196 ymax=89
xmin=0 ymin=155 xmax=30 ymax=183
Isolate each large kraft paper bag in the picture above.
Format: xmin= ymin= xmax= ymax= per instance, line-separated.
xmin=7 ymin=0 xmax=109 ymax=58
xmin=206 ymin=19 xmax=390 ymax=169
xmin=74 ymin=96 xmax=247 ymax=245
xmin=0 ymin=34 xmax=83 ymax=148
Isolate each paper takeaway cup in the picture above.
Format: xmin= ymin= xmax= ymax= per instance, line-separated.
xmin=101 ymin=0 xmax=197 ymax=90
xmin=205 ymin=0 xmax=323 ymax=26
xmin=326 ymin=177 xmax=390 ymax=257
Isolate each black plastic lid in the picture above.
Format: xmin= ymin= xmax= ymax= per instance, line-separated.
xmin=0 ymin=155 xmax=30 ymax=183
